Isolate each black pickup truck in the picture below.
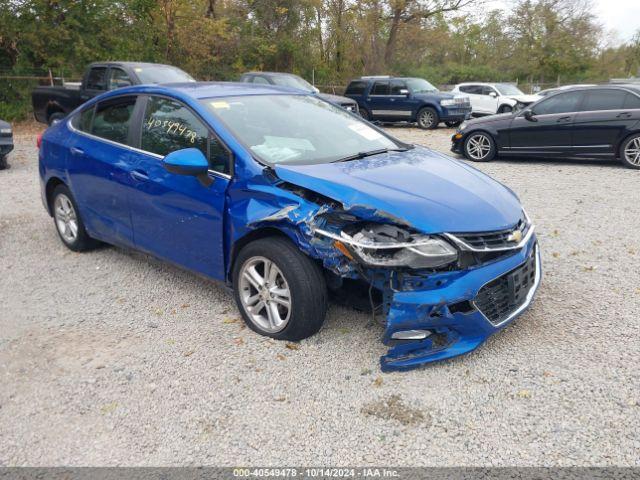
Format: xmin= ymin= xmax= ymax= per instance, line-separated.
xmin=32 ymin=61 xmax=195 ymax=125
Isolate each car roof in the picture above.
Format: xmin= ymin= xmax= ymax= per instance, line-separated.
xmin=109 ymin=81 xmax=308 ymax=100
xmin=244 ymin=71 xmax=300 ymax=78
xmin=88 ymin=61 xmax=185 ymax=69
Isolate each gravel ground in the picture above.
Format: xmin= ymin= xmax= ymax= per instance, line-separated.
xmin=1 ymin=123 xmax=639 ymax=466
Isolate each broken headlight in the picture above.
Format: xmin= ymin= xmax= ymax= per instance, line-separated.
xmin=317 ymin=223 xmax=458 ymax=269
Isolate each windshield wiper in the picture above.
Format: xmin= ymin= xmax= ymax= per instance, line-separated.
xmin=333 ymin=147 xmax=408 ymax=163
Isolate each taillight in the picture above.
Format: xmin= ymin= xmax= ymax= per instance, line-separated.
xmin=36 ymin=133 xmax=43 ymax=149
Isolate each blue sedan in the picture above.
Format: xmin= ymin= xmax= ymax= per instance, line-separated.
xmin=38 ymin=82 xmax=541 ymax=371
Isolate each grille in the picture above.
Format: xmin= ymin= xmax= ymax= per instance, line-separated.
xmin=474 ymin=248 xmax=537 ymax=325
xmin=451 ymin=219 xmax=529 ymax=251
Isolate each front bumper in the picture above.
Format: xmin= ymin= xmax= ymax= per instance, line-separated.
xmin=381 ymin=236 xmax=540 ymax=371
xmin=451 ymin=132 xmax=464 ymax=154
xmin=0 ymin=138 xmax=13 ymax=156
xmin=440 ymin=106 xmax=472 ymax=122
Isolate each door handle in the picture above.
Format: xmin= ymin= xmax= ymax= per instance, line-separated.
xmin=616 ymin=112 xmax=632 ymax=118
xmin=390 ymin=98 xmax=395 ymax=102
xmin=557 ymin=116 xmax=572 ymax=123
xmin=130 ymin=170 xmax=149 ymax=181
xmin=70 ymin=147 xmax=84 ymax=156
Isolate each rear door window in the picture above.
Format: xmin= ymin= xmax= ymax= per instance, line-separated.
xmin=91 ymin=96 xmax=137 ymax=144
xmin=71 ymin=106 xmax=94 ymax=132
xmin=252 ymin=76 xmax=270 ymax=85
xmin=371 ymin=81 xmax=390 ymax=95
xmin=581 ymin=89 xmax=627 ymax=111
xmin=86 ymin=67 xmax=108 ymax=91
xmin=141 ymin=96 xmax=230 ymax=174
xmin=533 ymin=91 xmax=584 ymax=115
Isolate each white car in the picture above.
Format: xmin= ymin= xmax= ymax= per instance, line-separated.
xmin=451 ymin=82 xmax=541 ymax=115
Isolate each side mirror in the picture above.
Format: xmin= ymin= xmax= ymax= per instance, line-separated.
xmin=399 ymin=88 xmax=410 ymax=96
xmin=489 ymin=91 xmax=498 ymax=98
xmin=163 ymin=148 xmax=209 ymax=176
xmin=523 ymin=110 xmax=538 ymax=122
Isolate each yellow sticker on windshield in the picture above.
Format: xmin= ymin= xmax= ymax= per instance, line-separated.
xmin=210 ymin=101 xmax=230 ymax=109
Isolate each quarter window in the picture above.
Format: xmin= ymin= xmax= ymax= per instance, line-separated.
xmin=86 ymin=67 xmax=108 ymax=91
xmin=141 ymin=96 xmax=230 ymax=174
xmin=91 ymin=96 xmax=136 ymax=144
xmin=345 ymin=81 xmax=367 ymax=95
xmin=624 ymin=93 xmax=640 ymax=109
xmin=581 ymin=89 xmax=627 ymax=111
xmin=371 ymin=82 xmax=390 ymax=95
xmin=532 ymin=91 xmax=583 ymax=115
xmin=460 ymin=85 xmax=482 ymax=95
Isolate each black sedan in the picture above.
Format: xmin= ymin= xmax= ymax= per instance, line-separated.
xmin=240 ymin=71 xmax=359 ymax=113
xmin=451 ymin=85 xmax=640 ymax=169
xmin=0 ymin=119 xmax=13 ymax=170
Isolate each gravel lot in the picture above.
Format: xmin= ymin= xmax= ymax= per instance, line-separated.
xmin=1 ymin=123 xmax=639 ymax=467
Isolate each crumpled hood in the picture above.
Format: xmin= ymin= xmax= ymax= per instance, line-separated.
xmin=274 ymin=146 xmax=523 ymax=233
xmin=505 ymin=94 xmax=540 ymax=104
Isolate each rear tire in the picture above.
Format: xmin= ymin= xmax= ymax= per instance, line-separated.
xmin=463 ymin=132 xmax=496 ymax=162
xmin=51 ymin=185 xmax=99 ymax=251
xmin=232 ymin=237 xmax=328 ymax=341
xmin=417 ymin=107 xmax=439 ymax=129
xmin=445 ymin=120 xmax=462 ymax=128
xmin=620 ymin=134 xmax=640 ymax=169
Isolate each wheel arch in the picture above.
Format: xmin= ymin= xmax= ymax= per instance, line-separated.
xmin=45 ymin=102 xmax=66 ymax=122
xmin=615 ymin=129 xmax=640 ymax=159
xmin=44 ymin=177 xmax=68 ymax=216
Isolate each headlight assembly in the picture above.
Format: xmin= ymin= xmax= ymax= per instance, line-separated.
xmin=316 ymin=223 xmax=458 ymax=269
xmin=459 ymin=121 xmax=468 ymax=131
xmin=440 ymin=99 xmax=456 ymax=107
xmin=0 ymin=128 xmax=11 ymax=135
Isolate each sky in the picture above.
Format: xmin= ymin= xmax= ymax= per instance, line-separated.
xmin=484 ymin=0 xmax=640 ymax=44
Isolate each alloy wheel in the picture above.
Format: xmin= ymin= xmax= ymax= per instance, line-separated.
xmin=238 ymin=256 xmax=292 ymax=333
xmin=54 ymin=194 xmax=79 ymax=244
xmin=418 ymin=110 xmax=435 ymax=128
xmin=624 ymin=137 xmax=640 ymax=166
xmin=466 ymin=134 xmax=492 ymax=160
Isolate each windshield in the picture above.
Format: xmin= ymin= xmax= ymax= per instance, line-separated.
xmin=271 ymin=75 xmax=315 ymax=92
xmin=202 ymin=95 xmax=402 ymax=166
xmin=406 ymin=78 xmax=438 ymax=93
xmin=135 ymin=66 xmax=195 ymax=84
xmin=495 ymin=83 xmax=524 ymax=96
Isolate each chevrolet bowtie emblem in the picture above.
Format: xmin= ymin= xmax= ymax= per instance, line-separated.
xmin=507 ymin=230 xmax=523 ymax=243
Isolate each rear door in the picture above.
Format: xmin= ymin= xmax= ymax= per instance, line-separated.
xmin=66 ymin=95 xmax=140 ymax=246
xmin=126 ymin=95 xmax=230 ymax=280
xmin=366 ymin=81 xmax=391 ymax=119
xmin=459 ymin=85 xmax=484 ymax=114
xmin=571 ymin=89 xmax=640 ymax=158
xmin=479 ymin=86 xmax=499 ymax=114
xmin=507 ymin=90 xmax=585 ymax=156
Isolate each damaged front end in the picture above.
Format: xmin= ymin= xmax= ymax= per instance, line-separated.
xmin=234 ymin=167 xmax=541 ymax=372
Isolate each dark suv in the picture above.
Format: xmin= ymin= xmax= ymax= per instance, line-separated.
xmin=344 ymin=76 xmax=471 ymax=129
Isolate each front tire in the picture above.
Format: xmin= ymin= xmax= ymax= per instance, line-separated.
xmin=620 ymin=134 xmax=640 ymax=169
xmin=51 ymin=185 xmax=98 ymax=251
xmin=232 ymin=237 xmax=328 ymax=341
xmin=417 ymin=107 xmax=439 ymax=129
xmin=463 ymin=132 xmax=496 ymax=162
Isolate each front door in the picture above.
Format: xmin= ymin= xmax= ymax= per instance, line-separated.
xmin=127 ymin=95 xmax=230 ymax=280
xmin=508 ymin=90 xmax=584 ymax=156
